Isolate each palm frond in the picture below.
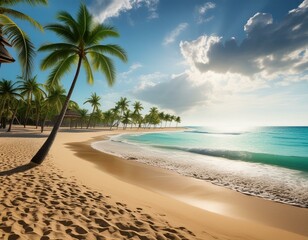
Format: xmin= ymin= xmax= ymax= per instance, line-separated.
xmin=45 ymin=24 xmax=76 ymax=43
xmin=86 ymin=25 xmax=119 ymax=45
xmin=56 ymin=11 xmax=79 ymax=39
xmin=40 ymin=49 xmax=74 ymax=70
xmin=1 ymin=8 xmax=43 ymax=31
xmin=86 ymin=44 xmax=127 ymax=62
xmin=0 ymin=0 xmax=47 ymax=6
xmin=38 ymin=43 xmax=78 ymax=52
xmin=46 ymin=54 xmax=78 ymax=87
xmin=77 ymin=4 xmax=91 ymax=37
xmin=83 ymin=56 xmax=94 ymax=85
xmin=0 ymin=14 xmax=34 ymax=79
xmin=89 ymin=51 xmax=115 ymax=86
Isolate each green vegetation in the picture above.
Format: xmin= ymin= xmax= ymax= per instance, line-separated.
xmin=0 ymin=85 xmax=182 ymax=131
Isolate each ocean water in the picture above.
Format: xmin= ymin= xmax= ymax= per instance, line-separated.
xmin=92 ymin=126 xmax=308 ymax=208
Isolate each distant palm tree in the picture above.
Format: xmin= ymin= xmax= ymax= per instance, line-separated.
xmin=148 ymin=107 xmax=159 ymax=128
xmin=17 ymin=75 xmax=45 ymax=127
xmin=132 ymin=101 xmax=143 ymax=128
xmin=77 ymin=108 xmax=88 ymax=129
xmin=158 ymin=111 xmax=165 ymax=128
xmin=30 ymin=4 xmax=127 ymax=164
xmin=84 ymin=92 xmax=101 ymax=129
xmin=40 ymin=85 xmax=66 ymax=132
xmin=175 ymin=116 xmax=181 ymax=128
xmin=0 ymin=0 xmax=47 ymax=79
xmin=164 ymin=113 xmax=171 ymax=128
xmin=116 ymin=97 xmax=130 ymax=128
xmin=92 ymin=109 xmax=104 ymax=128
xmin=103 ymin=109 xmax=114 ymax=130
xmin=121 ymin=110 xmax=130 ymax=129
xmin=0 ymin=79 xmax=21 ymax=128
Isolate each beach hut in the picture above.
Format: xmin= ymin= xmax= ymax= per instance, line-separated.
xmin=62 ymin=109 xmax=81 ymax=128
xmin=0 ymin=35 xmax=15 ymax=64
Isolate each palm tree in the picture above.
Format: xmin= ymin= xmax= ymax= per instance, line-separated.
xmin=77 ymin=108 xmax=88 ymax=129
xmin=40 ymin=85 xmax=66 ymax=132
xmin=17 ymin=75 xmax=45 ymax=127
xmin=148 ymin=107 xmax=159 ymax=128
xmin=116 ymin=97 xmax=129 ymax=128
xmin=30 ymin=4 xmax=127 ymax=164
xmin=92 ymin=109 xmax=104 ymax=128
xmin=0 ymin=79 xmax=21 ymax=128
xmin=0 ymin=0 xmax=48 ymax=79
xmin=121 ymin=110 xmax=131 ymax=130
xmin=131 ymin=101 xmax=143 ymax=128
xmin=175 ymin=116 xmax=181 ymax=128
xmin=158 ymin=111 xmax=165 ymax=128
xmin=164 ymin=113 xmax=171 ymax=128
xmin=84 ymin=92 xmax=101 ymax=129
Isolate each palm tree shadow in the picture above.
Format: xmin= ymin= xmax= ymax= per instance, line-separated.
xmin=0 ymin=162 xmax=37 ymax=176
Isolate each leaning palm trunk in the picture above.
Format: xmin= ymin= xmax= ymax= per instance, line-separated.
xmin=31 ymin=58 xmax=82 ymax=164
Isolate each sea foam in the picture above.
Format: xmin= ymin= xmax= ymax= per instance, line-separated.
xmin=92 ymin=136 xmax=308 ymax=208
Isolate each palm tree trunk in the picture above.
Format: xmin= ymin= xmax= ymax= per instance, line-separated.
xmin=41 ymin=113 xmax=48 ymax=133
xmin=7 ymin=100 xmax=20 ymax=132
xmin=31 ymin=57 xmax=82 ymax=164
xmin=87 ymin=107 xmax=95 ymax=129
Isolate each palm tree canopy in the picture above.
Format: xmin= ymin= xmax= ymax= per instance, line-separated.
xmin=116 ymin=97 xmax=130 ymax=112
xmin=0 ymin=79 xmax=21 ymax=99
xmin=17 ymin=75 xmax=45 ymax=101
xmin=133 ymin=101 xmax=143 ymax=114
xmin=84 ymin=92 xmax=101 ymax=110
xmin=39 ymin=4 xmax=127 ymax=88
xmin=0 ymin=0 xmax=47 ymax=79
xmin=45 ymin=84 xmax=66 ymax=113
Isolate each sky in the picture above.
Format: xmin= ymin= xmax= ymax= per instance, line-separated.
xmin=1 ymin=0 xmax=308 ymax=127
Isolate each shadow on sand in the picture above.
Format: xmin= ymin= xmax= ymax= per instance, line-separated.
xmin=0 ymin=162 xmax=37 ymax=176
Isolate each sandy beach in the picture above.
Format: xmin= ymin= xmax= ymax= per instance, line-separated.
xmin=1 ymin=126 xmax=308 ymax=240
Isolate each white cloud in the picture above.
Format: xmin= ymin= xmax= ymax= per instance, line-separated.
xmin=134 ymin=72 xmax=212 ymax=112
xmin=119 ymin=63 xmax=142 ymax=78
xmin=163 ymin=23 xmax=188 ymax=45
xmin=90 ymin=0 xmax=159 ymax=23
xmin=132 ymin=0 xmax=308 ymax=118
xmin=196 ymin=2 xmax=216 ymax=24
xmin=180 ymin=0 xmax=308 ymax=82
xmin=244 ymin=12 xmax=273 ymax=33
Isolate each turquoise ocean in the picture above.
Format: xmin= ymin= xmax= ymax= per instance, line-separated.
xmin=92 ymin=126 xmax=308 ymax=208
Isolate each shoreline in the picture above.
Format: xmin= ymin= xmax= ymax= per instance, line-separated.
xmin=1 ymin=126 xmax=308 ymax=239
xmin=92 ymin=131 xmax=308 ymax=209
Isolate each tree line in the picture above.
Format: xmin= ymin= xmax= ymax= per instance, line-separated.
xmin=0 ymin=78 xmax=181 ymax=132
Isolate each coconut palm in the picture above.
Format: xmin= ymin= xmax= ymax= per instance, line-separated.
xmin=40 ymin=85 xmax=66 ymax=132
xmin=121 ymin=110 xmax=131 ymax=129
xmin=131 ymin=101 xmax=143 ymax=128
xmin=17 ymin=75 xmax=45 ymax=127
xmin=0 ymin=79 xmax=21 ymax=128
xmin=92 ymin=109 xmax=104 ymax=128
xmin=158 ymin=111 xmax=165 ymax=128
xmin=115 ymin=97 xmax=129 ymax=128
xmin=0 ymin=0 xmax=48 ymax=79
xmin=84 ymin=92 xmax=101 ymax=129
xmin=164 ymin=113 xmax=171 ymax=128
xmin=77 ymin=108 xmax=88 ymax=129
xmin=30 ymin=4 xmax=127 ymax=164
xmin=175 ymin=116 xmax=181 ymax=128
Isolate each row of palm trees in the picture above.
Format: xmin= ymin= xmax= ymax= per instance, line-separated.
xmin=0 ymin=80 xmax=181 ymax=132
